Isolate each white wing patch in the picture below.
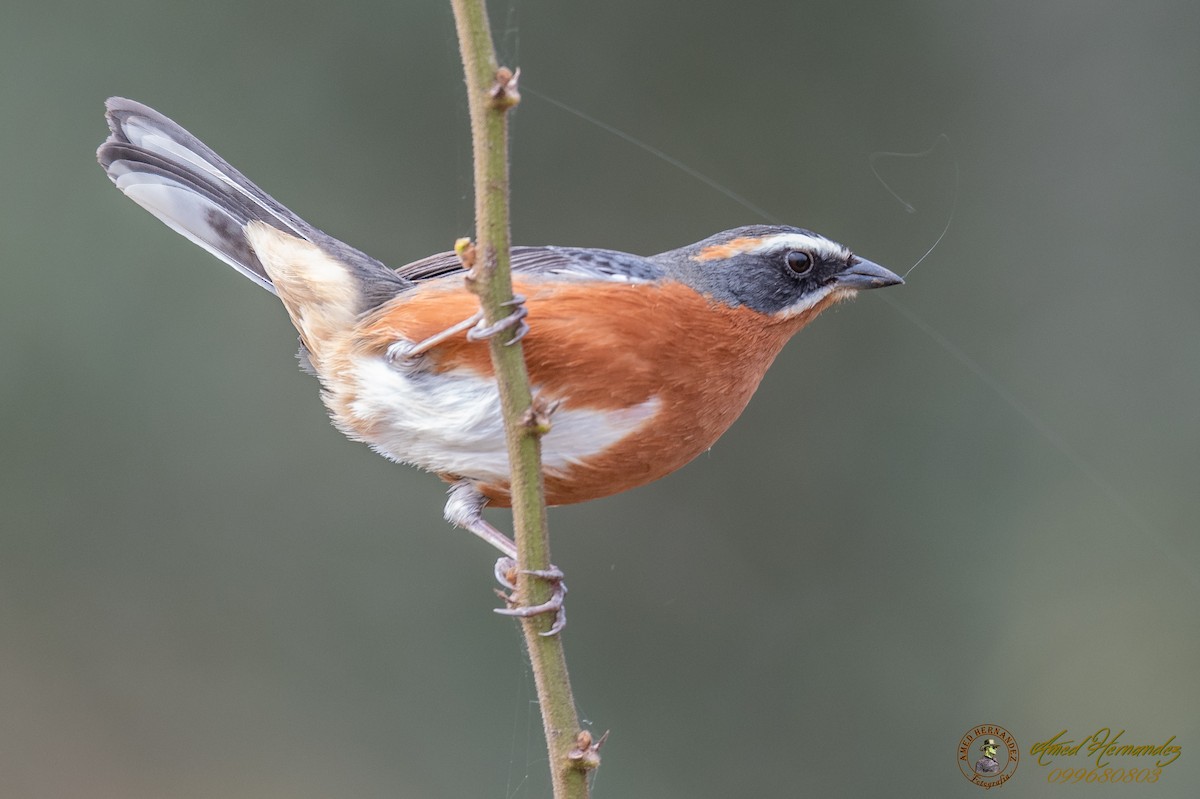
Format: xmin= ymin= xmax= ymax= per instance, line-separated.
xmin=344 ymin=356 xmax=660 ymax=483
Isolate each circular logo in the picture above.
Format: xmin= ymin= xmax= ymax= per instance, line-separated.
xmin=959 ymin=724 xmax=1019 ymax=788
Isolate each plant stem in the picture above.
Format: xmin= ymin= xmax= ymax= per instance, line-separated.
xmin=448 ymin=3 xmax=593 ymax=797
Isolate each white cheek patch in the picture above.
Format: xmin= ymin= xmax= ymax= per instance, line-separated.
xmin=773 ymin=284 xmax=835 ymax=319
xmin=342 ymin=356 xmax=660 ymax=484
xmin=773 ymin=285 xmax=862 ymax=319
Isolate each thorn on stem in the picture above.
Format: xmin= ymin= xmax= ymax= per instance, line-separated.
xmin=490 ymin=66 xmax=521 ymax=109
xmin=567 ymin=729 xmax=609 ymax=770
xmin=522 ymin=397 xmax=560 ymax=437
xmin=455 ymin=237 xmax=477 ymax=271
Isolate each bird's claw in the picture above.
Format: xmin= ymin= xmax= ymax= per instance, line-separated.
xmin=493 ymin=556 xmax=568 ymax=636
xmin=466 ymin=295 xmax=529 ymax=345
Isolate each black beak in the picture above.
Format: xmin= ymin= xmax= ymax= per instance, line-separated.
xmin=835 ymin=256 xmax=904 ymax=290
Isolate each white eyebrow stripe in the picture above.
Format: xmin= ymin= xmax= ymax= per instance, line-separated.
xmin=753 ymin=232 xmax=850 ymax=261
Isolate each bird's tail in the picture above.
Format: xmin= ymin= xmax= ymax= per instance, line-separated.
xmin=98 ymin=98 xmax=410 ymax=361
xmin=98 ymin=97 xmax=329 ymax=293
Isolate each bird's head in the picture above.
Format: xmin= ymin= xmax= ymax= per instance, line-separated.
xmin=654 ymin=224 xmax=903 ymax=322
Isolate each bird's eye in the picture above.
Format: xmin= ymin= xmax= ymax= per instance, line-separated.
xmin=785 ymin=250 xmax=813 ymax=276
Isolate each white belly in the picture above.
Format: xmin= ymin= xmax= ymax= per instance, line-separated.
xmin=342 ymin=356 xmax=659 ymax=483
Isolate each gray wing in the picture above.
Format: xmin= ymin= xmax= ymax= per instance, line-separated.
xmin=395 ymin=245 xmax=667 ymax=284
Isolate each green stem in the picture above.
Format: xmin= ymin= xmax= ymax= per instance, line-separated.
xmin=448 ymin=3 xmax=593 ymax=797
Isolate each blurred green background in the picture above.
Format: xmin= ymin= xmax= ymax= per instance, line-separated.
xmin=3 ymin=1 xmax=1198 ymax=796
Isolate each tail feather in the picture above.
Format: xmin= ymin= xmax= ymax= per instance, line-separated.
xmin=98 ymin=97 xmax=308 ymax=292
xmin=100 ymin=141 xmax=279 ymax=291
xmin=97 ymin=97 xmax=408 ymax=305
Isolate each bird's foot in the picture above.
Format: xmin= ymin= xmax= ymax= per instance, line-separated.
xmin=493 ymin=556 xmax=567 ymax=636
xmin=466 ymin=295 xmax=528 ymax=345
xmin=444 ymin=482 xmax=567 ymax=635
xmin=388 ymin=295 xmax=528 ymax=365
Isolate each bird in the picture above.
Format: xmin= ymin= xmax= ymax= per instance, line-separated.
xmin=97 ymin=97 xmax=903 ymax=633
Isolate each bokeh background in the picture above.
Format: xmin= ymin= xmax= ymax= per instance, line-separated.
xmin=3 ymin=1 xmax=1198 ymax=796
